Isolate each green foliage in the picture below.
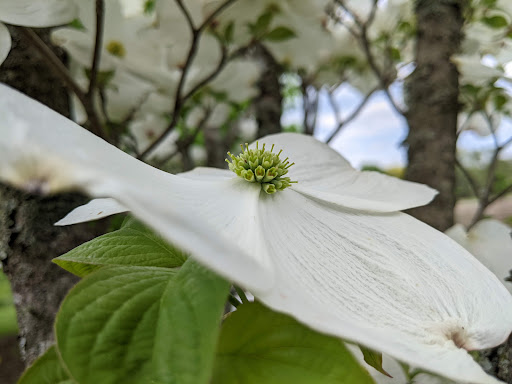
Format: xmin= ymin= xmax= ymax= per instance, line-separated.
xmin=55 ymin=261 xmax=229 ymax=384
xmin=212 ymin=301 xmax=375 ymax=384
xmin=481 ymin=15 xmax=508 ymax=28
xmin=144 ymin=0 xmax=156 ymax=14
xmin=152 ymin=261 xmax=230 ymax=384
xmin=264 ymin=26 xmax=297 ymax=42
xmin=0 ymin=270 xmax=17 ymax=336
xmin=18 ymin=346 xmax=72 ymax=384
xmin=84 ymin=69 xmax=116 ymax=88
xmin=360 ymin=346 xmax=391 ymax=378
xmin=68 ymin=18 xmax=85 ymax=30
xmin=54 ymin=217 xmax=187 ymax=276
xmin=248 ymin=10 xmax=275 ymax=38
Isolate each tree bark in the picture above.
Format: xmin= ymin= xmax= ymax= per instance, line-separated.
xmin=478 ymin=335 xmax=512 ymax=383
xmin=0 ymin=27 xmax=104 ymax=367
xmin=404 ymin=0 xmax=464 ymax=232
xmin=253 ymin=44 xmax=283 ymax=137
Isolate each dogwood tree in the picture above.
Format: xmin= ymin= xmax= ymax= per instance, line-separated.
xmin=1 ymin=0 xmax=512 ymax=383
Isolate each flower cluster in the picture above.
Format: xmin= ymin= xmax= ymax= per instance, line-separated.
xmin=226 ymin=143 xmax=296 ymax=194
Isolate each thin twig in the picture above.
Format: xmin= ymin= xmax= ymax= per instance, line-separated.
xmin=87 ymin=0 xmax=105 ymax=98
xmin=175 ymin=0 xmax=196 ymax=31
xmin=467 ymin=148 xmax=500 ymax=230
xmin=18 ymin=27 xmax=108 ymax=140
xmin=326 ymin=87 xmax=376 ymax=143
xmin=138 ymin=0 xmax=241 ymax=161
xmin=334 ymin=0 xmax=405 ymax=116
xmin=488 ymin=183 xmax=512 ymax=205
xmin=154 ymin=107 xmax=212 ymax=167
xmin=455 ymin=157 xmax=480 ymax=199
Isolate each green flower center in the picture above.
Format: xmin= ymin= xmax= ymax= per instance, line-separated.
xmin=106 ymin=40 xmax=126 ymax=57
xmin=226 ymin=143 xmax=297 ymax=194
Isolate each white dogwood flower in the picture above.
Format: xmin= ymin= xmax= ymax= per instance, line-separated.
xmin=446 ymin=219 xmax=512 ymax=294
xmin=1 ymin=84 xmax=511 ymax=384
xmin=0 ymin=0 xmax=77 ymax=65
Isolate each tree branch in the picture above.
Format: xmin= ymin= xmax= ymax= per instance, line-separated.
xmin=155 ymin=107 xmax=212 ymax=167
xmin=455 ymin=157 xmax=480 ymax=199
xmin=138 ymin=0 xmax=241 ymax=161
xmin=326 ymin=87 xmax=376 ymax=143
xmin=87 ymin=0 xmax=105 ymax=98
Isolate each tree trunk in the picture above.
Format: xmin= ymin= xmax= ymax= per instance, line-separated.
xmin=404 ymin=0 xmax=464 ymax=232
xmin=0 ymin=27 xmax=104 ymax=368
xmin=253 ymin=44 xmax=283 ymax=137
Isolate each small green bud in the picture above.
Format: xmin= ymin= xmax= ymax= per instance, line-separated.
xmin=262 ymin=183 xmax=277 ymax=194
xmin=255 ymin=165 xmax=266 ymax=181
xmin=263 ymin=167 xmax=278 ymax=182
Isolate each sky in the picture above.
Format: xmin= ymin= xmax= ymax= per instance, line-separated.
xmin=282 ymin=84 xmax=512 ymax=170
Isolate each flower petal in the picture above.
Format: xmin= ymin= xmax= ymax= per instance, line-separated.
xmin=0 ymin=84 xmax=273 ymax=292
xmin=0 ymin=22 xmax=11 ymax=66
xmin=446 ymin=220 xmax=512 ymax=294
xmin=254 ymin=133 xmax=437 ymax=212
xmin=179 ymin=167 xmax=233 ymax=181
xmin=0 ymin=0 xmax=77 ymax=28
xmin=58 ymin=167 xmax=233 ymax=224
xmin=256 ymin=190 xmax=512 ymax=383
xmin=55 ymin=198 xmax=128 ymax=226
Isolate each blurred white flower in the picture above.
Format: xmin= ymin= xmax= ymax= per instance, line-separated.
xmin=457 ymin=111 xmax=500 ymax=137
xmin=452 ymin=54 xmax=503 ymax=86
xmin=0 ymin=0 xmax=77 ymax=65
xmin=52 ymin=0 xmax=170 ymax=84
xmin=446 ymin=219 xmax=512 ymax=294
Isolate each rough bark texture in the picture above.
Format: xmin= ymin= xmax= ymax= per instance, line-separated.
xmin=404 ymin=0 xmax=463 ymax=232
xmin=0 ymin=27 xmax=104 ymax=368
xmin=478 ymin=336 xmax=512 ymax=383
xmin=0 ymin=188 xmax=103 ymax=365
xmin=0 ymin=335 xmax=24 ymax=384
xmin=253 ymin=44 xmax=283 ymax=137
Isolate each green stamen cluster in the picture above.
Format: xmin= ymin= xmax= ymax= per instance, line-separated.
xmin=226 ymin=143 xmax=297 ymax=194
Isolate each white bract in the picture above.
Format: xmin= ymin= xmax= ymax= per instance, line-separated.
xmin=51 ymin=0 xmax=167 ymax=84
xmin=0 ymin=0 xmax=77 ymax=65
xmin=1 ymin=84 xmax=512 ymax=384
xmin=446 ymin=219 xmax=512 ymax=294
xmin=452 ymin=54 xmax=503 ymax=86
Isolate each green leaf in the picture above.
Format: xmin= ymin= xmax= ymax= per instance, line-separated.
xmin=255 ymin=11 xmax=274 ymax=33
xmin=53 ymin=218 xmax=187 ymax=277
xmin=153 ymin=261 xmax=230 ymax=384
xmin=144 ymin=0 xmax=156 ymax=14
xmin=263 ymin=26 xmax=297 ymax=42
xmin=212 ymin=302 xmax=375 ymax=384
xmin=493 ymin=93 xmax=508 ymax=110
xmin=55 ymin=261 xmax=229 ymax=384
xmin=223 ymin=21 xmax=235 ymax=44
xmin=18 ymin=346 xmax=72 ymax=384
xmin=84 ymin=68 xmax=116 ymax=88
xmin=68 ymin=18 xmax=85 ymax=30
xmin=390 ymin=47 xmax=401 ymax=61
xmin=482 ymin=15 xmax=508 ymax=29
xmin=360 ymin=346 xmax=392 ymax=378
